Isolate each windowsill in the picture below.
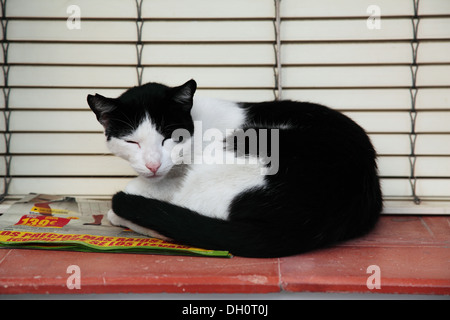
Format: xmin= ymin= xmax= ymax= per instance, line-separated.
xmin=0 ymin=215 xmax=449 ymax=296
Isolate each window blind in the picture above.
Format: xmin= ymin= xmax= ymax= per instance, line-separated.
xmin=1 ymin=0 xmax=449 ymax=214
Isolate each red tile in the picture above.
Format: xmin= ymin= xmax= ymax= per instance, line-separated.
xmin=420 ymin=216 xmax=450 ymax=243
xmin=280 ymin=246 xmax=450 ymax=295
xmin=344 ymin=216 xmax=450 ymax=247
xmin=0 ymin=249 xmax=280 ymax=294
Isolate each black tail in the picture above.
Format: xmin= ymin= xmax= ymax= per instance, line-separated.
xmin=112 ymin=192 xmax=285 ymax=258
xmin=112 ymin=189 xmax=380 ymax=258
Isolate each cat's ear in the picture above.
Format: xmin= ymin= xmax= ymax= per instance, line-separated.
xmin=171 ymin=79 xmax=197 ymax=111
xmin=87 ymin=94 xmax=117 ymax=127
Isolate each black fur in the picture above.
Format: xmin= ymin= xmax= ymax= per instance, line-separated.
xmin=90 ymin=80 xmax=382 ymax=258
xmin=87 ymin=80 xmax=196 ymax=140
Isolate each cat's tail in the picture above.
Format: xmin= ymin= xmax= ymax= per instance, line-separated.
xmin=112 ymin=191 xmax=307 ymax=258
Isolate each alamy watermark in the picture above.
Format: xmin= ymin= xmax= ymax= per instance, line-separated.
xmin=66 ymin=5 xmax=81 ymax=30
xmin=367 ymin=5 xmax=381 ymax=30
xmin=169 ymin=121 xmax=280 ymax=175
xmin=66 ymin=264 xmax=81 ymax=290
xmin=366 ymin=265 xmax=381 ymax=290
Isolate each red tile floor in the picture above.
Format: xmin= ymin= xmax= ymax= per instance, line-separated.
xmin=0 ymin=215 xmax=449 ymax=296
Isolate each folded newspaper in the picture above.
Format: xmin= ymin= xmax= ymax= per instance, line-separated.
xmin=0 ymin=194 xmax=231 ymax=257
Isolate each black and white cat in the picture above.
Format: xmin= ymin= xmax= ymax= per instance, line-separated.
xmin=87 ymin=79 xmax=382 ymax=258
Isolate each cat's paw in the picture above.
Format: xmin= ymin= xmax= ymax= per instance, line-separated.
xmin=107 ymin=208 xmax=172 ymax=241
xmin=107 ymin=209 xmax=127 ymax=227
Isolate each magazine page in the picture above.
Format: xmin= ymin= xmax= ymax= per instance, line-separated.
xmin=0 ymin=194 xmax=230 ymax=257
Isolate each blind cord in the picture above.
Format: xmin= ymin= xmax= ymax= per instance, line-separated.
xmin=1 ymin=0 xmax=10 ymax=202
xmin=408 ymin=0 xmax=421 ymax=205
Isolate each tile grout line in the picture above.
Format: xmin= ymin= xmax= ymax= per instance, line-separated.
xmin=277 ymin=257 xmax=283 ymax=292
xmin=0 ymin=249 xmax=12 ymax=266
xmin=419 ymin=217 xmax=435 ymax=238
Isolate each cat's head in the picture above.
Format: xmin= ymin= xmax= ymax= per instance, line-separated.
xmin=87 ymin=79 xmax=196 ymax=179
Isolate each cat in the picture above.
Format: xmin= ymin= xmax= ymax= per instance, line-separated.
xmin=87 ymin=79 xmax=382 ymax=258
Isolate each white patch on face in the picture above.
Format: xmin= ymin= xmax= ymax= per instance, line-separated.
xmin=106 ymin=117 xmax=176 ymax=179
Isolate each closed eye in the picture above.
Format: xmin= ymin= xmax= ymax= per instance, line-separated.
xmin=125 ymin=140 xmax=140 ymax=148
xmin=162 ymin=136 xmax=183 ymax=146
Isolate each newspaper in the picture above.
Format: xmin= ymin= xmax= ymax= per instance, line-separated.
xmin=0 ymin=194 xmax=230 ymax=257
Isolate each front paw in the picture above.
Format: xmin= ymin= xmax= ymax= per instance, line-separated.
xmin=107 ymin=209 xmax=126 ymax=227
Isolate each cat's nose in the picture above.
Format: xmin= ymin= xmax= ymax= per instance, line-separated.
xmin=145 ymin=162 xmax=161 ymax=174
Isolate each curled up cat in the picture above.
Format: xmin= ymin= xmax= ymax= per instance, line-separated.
xmin=87 ymin=79 xmax=382 ymax=258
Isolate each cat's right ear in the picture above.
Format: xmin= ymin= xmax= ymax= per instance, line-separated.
xmin=87 ymin=94 xmax=117 ymax=127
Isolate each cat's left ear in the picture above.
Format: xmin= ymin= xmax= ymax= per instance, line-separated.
xmin=171 ymin=79 xmax=197 ymax=111
xmin=87 ymin=94 xmax=118 ymax=128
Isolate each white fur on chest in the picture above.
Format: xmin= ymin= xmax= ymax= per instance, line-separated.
xmin=172 ymin=156 xmax=266 ymax=219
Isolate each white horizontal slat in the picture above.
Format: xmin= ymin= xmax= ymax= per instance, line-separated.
xmin=377 ymin=178 xmax=450 ymax=198
xmin=8 ymin=111 xmax=102 ymax=132
xmin=8 ymin=178 xmax=130 ymax=196
xmin=8 ymin=18 xmax=450 ymax=42
xmin=8 ymin=21 xmax=137 ymax=42
xmin=284 ymin=66 xmax=450 ymax=88
xmin=141 ymin=44 xmax=275 ymax=65
xmin=419 ymin=18 xmax=450 ymax=39
xmin=8 ymin=43 xmax=137 ymax=65
xmin=348 ymin=111 xmax=450 ymax=133
xmin=370 ymin=134 xmax=450 ymax=155
xmin=415 ymin=157 xmax=450 ymax=177
xmin=9 ymin=42 xmax=450 ymax=67
xmin=416 ymin=89 xmax=450 ymax=109
xmin=416 ymin=112 xmax=450 ymax=133
xmin=7 ymin=0 xmax=275 ymax=19
xmin=381 ymin=179 xmax=450 ymax=198
xmin=11 ymin=156 xmax=135 ymax=176
xmin=377 ymin=157 xmax=411 ymax=177
xmin=282 ymin=19 xmax=412 ymax=41
xmin=7 ymin=0 xmax=450 ymax=19
xmin=283 ymin=43 xmax=412 ymax=65
xmin=8 ymin=66 xmax=275 ymax=88
xmin=8 ymin=43 xmax=275 ymax=66
xmin=7 ymin=0 xmax=137 ymax=18
xmin=9 ymin=66 xmax=138 ymax=87
xmin=283 ymin=42 xmax=450 ymax=65
xmin=415 ymin=134 xmax=450 ymax=155
xmin=417 ymin=65 xmax=450 ymax=86
xmin=381 ymin=179 xmax=412 ymax=197
xmin=283 ymin=66 xmax=411 ymax=88
xmin=420 ymin=0 xmax=450 ymax=15
xmin=417 ymin=179 xmax=450 ymax=197
xmin=141 ymin=0 xmax=275 ymax=18
xmin=419 ymin=42 xmax=450 ymax=64
xmin=378 ymin=156 xmax=450 ymax=177
xmin=9 ymin=133 xmax=109 ymax=154
xmin=141 ymin=67 xmax=275 ymax=88
xmin=141 ymin=21 xmax=275 ymax=42
xmin=281 ymin=0 xmax=414 ymax=17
